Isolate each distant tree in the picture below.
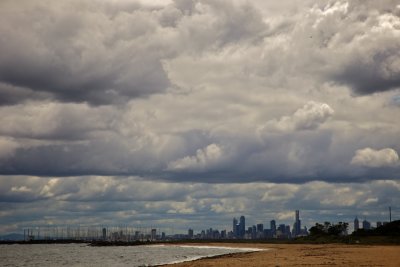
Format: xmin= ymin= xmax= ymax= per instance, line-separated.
xmin=327 ymin=222 xmax=348 ymax=236
xmin=309 ymin=222 xmax=348 ymax=237
xmin=309 ymin=223 xmax=325 ymax=236
xmin=352 ymin=220 xmax=400 ymax=237
xmin=324 ymin=222 xmax=331 ymax=231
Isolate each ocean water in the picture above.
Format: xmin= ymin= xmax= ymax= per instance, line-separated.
xmin=0 ymin=244 xmax=264 ymax=266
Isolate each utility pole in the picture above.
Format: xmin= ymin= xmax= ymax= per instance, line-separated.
xmin=389 ymin=206 xmax=392 ymax=222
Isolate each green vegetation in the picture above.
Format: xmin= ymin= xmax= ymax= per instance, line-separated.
xmin=298 ymin=220 xmax=400 ymax=245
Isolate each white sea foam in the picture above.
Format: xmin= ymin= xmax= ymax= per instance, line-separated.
xmin=154 ymin=245 xmax=265 ymax=266
xmin=176 ymin=245 xmax=265 ymax=252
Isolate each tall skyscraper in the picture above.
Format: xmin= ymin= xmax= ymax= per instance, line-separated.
xmin=239 ymin=216 xmax=246 ymax=238
xmin=294 ymin=210 xmax=301 ymax=237
xmin=354 ymin=216 xmax=359 ymax=232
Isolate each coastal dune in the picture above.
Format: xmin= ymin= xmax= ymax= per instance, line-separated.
xmin=162 ymin=243 xmax=400 ymax=267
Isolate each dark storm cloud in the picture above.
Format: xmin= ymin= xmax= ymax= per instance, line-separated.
xmin=312 ymin=0 xmax=400 ymax=94
xmin=0 ymin=0 xmax=267 ymax=106
xmin=0 ymin=83 xmax=53 ymax=106
xmin=332 ymin=46 xmax=400 ymax=95
xmin=0 ymin=0 xmax=171 ymax=105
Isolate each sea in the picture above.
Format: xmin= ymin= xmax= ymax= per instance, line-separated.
xmin=0 ymin=244 xmax=264 ymax=266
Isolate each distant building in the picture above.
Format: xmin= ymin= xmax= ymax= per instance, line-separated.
xmin=102 ymin=228 xmax=107 ymax=240
xmin=188 ymin=228 xmax=193 ymax=239
xmin=377 ymin=221 xmax=382 ymax=228
xmin=277 ymin=224 xmax=287 ymax=239
xmin=285 ymin=225 xmax=291 ymax=238
xmin=233 ymin=217 xmax=238 ymax=237
xmin=257 ymin=223 xmax=264 ymax=233
xmin=354 ymin=217 xmax=359 ymax=232
xmin=247 ymin=226 xmax=253 ymax=237
xmin=270 ymin=220 xmax=276 ymax=237
xmin=239 ymin=216 xmax=246 ymax=238
xmin=293 ymin=210 xmax=301 ymax=237
xmin=151 ymin=229 xmax=157 ymax=241
xmin=201 ymin=230 xmax=205 ymax=238
xmin=221 ymin=230 xmax=226 ymax=239
xmin=263 ymin=229 xmax=272 ymax=238
xmin=278 ymin=224 xmax=286 ymax=234
xmin=252 ymin=225 xmax=257 ymax=239
xmin=362 ymin=219 xmax=371 ymax=230
xmin=212 ymin=229 xmax=220 ymax=239
xmin=235 ymin=224 xmax=240 ymax=238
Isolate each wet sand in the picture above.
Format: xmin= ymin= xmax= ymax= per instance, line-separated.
xmin=162 ymin=243 xmax=400 ymax=266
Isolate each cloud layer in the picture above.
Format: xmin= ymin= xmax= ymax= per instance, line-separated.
xmin=0 ymin=175 xmax=398 ymax=234
xmin=0 ymin=0 xmax=400 ymax=233
xmin=0 ymin=0 xmax=398 ymax=182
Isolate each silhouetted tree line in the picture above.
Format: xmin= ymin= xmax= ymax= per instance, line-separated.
xmin=352 ymin=220 xmax=400 ymax=237
xmin=309 ymin=222 xmax=348 ymax=237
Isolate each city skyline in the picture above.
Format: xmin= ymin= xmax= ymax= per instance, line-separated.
xmin=2 ymin=208 xmax=394 ymax=238
xmin=9 ymin=209 xmax=393 ymax=241
xmin=0 ymin=0 xmax=400 ymax=235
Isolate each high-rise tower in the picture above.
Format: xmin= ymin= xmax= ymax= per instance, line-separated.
xmin=294 ymin=210 xmax=301 ymax=236
xmin=239 ymin=216 xmax=246 ymax=238
xmin=233 ymin=217 xmax=238 ymax=237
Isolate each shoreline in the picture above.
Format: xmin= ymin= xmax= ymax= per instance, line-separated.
xmin=155 ymin=250 xmax=262 ymax=267
xmin=159 ymin=242 xmax=400 ymax=267
xmin=150 ymin=244 xmax=265 ymax=267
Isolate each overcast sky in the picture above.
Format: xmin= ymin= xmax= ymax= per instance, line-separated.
xmin=0 ymin=0 xmax=399 ymax=235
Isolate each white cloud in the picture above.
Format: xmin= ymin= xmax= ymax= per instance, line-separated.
xmin=351 ymin=148 xmax=399 ymax=167
xmin=167 ymin=143 xmax=224 ymax=171
xmin=39 ymin=178 xmax=60 ymax=198
xmin=261 ymin=101 xmax=334 ymax=133
xmin=276 ymin=211 xmax=294 ymax=220
xmin=261 ymin=184 xmax=299 ymax=202
xmin=11 ymin=186 xmax=32 ymax=193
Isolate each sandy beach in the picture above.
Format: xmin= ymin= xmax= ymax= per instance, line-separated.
xmin=162 ymin=243 xmax=400 ymax=267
